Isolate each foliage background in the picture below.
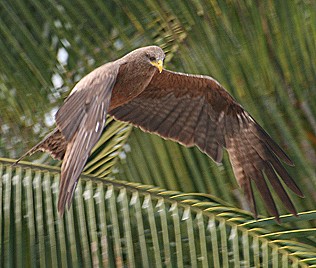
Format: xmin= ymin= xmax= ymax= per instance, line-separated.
xmin=0 ymin=0 xmax=316 ymax=267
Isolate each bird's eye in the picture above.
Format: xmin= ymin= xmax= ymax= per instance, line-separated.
xmin=149 ymin=56 xmax=156 ymax=61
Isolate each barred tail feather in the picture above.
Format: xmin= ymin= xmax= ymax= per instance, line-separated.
xmin=14 ymin=128 xmax=67 ymax=164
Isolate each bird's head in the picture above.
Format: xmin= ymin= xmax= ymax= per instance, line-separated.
xmin=146 ymin=46 xmax=165 ymax=73
xmin=125 ymin=46 xmax=165 ymax=73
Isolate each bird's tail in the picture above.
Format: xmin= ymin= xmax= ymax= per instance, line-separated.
xmin=14 ymin=128 xmax=67 ymax=164
xmin=14 ymin=142 xmax=44 ymax=164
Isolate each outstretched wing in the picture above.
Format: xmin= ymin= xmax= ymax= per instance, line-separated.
xmin=109 ymin=69 xmax=303 ymax=220
xmin=56 ymin=64 xmax=119 ymax=215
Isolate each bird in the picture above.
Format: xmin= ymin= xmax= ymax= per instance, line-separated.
xmin=16 ymin=45 xmax=304 ymax=220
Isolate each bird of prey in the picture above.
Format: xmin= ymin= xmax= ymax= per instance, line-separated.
xmin=17 ymin=46 xmax=303 ymax=220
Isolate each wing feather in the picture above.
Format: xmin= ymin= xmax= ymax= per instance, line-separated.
xmin=57 ymin=67 xmax=118 ymax=215
xmin=109 ymin=69 xmax=303 ymax=218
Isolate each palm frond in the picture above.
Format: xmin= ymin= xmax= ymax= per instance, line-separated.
xmin=83 ymin=118 xmax=132 ymax=177
xmin=1 ymin=158 xmax=316 ymax=267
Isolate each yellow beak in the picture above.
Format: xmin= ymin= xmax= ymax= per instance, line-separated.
xmin=150 ymin=59 xmax=163 ymax=73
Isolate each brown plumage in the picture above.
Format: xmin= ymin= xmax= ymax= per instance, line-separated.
xmin=17 ymin=46 xmax=304 ymax=220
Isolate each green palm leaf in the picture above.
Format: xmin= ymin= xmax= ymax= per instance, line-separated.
xmin=1 ymin=159 xmax=316 ymax=267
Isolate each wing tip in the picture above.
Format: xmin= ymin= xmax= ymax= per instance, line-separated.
xmin=286 ymin=178 xmax=304 ymax=197
xmin=294 ymin=189 xmax=305 ymax=198
xmin=57 ymin=194 xmax=66 ymax=218
xmin=58 ymin=207 xmax=65 ymax=218
xmin=287 ymin=159 xmax=295 ymax=167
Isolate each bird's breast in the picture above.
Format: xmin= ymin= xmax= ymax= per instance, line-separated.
xmin=109 ymin=64 xmax=156 ymax=111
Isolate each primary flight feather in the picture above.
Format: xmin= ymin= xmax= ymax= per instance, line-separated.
xmin=17 ymin=46 xmax=303 ymax=220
